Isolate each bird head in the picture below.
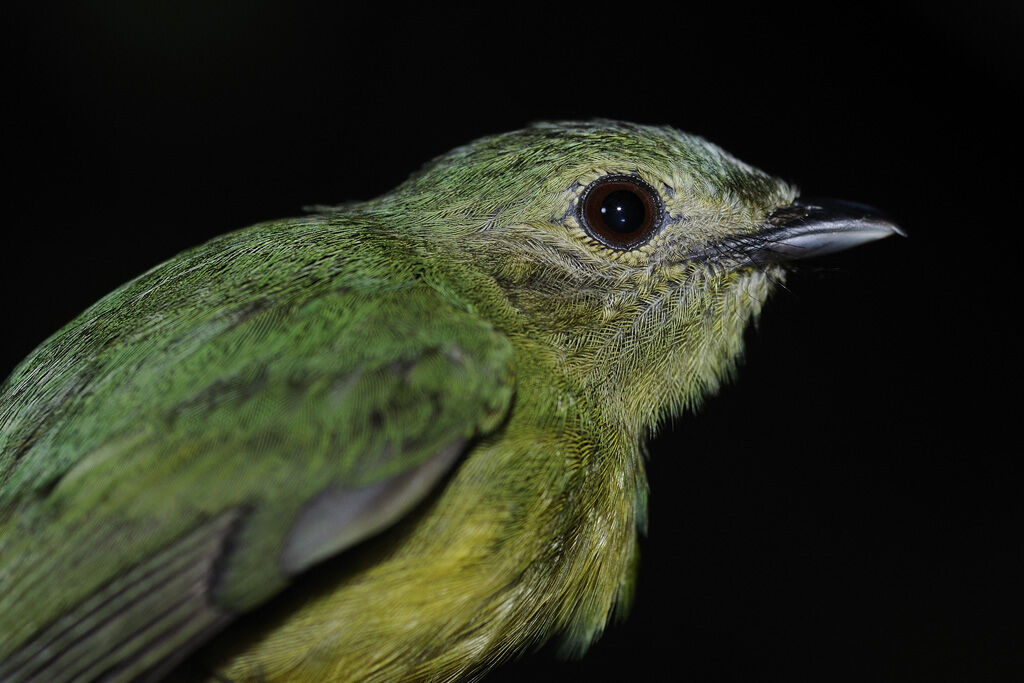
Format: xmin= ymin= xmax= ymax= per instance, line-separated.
xmin=373 ymin=121 xmax=901 ymax=431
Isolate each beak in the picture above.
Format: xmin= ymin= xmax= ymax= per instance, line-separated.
xmin=744 ymin=198 xmax=905 ymax=263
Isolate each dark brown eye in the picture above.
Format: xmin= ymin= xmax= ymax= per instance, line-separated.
xmin=579 ymin=175 xmax=664 ymax=250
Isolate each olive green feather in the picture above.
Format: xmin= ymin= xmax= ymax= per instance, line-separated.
xmin=0 ymin=120 xmax=895 ymax=682
xmin=0 ymin=219 xmax=514 ymax=680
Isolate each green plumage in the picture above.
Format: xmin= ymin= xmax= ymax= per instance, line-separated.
xmin=0 ymin=121 xmax=895 ymax=681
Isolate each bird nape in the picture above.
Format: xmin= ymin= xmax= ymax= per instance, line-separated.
xmin=0 ymin=121 xmax=900 ymax=682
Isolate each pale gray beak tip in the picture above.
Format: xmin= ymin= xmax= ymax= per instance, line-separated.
xmin=755 ymin=198 xmax=904 ymax=262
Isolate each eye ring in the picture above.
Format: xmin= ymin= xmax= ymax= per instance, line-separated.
xmin=578 ymin=174 xmax=664 ymax=250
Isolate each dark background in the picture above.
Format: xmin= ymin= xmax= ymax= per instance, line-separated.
xmin=5 ymin=2 xmax=1022 ymax=681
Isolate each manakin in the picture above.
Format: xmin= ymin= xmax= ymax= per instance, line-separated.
xmin=0 ymin=121 xmax=900 ymax=682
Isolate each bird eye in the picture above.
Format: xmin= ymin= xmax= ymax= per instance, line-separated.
xmin=579 ymin=175 xmax=664 ymax=250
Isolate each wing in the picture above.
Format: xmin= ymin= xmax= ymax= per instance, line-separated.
xmin=0 ymin=220 xmax=515 ymax=682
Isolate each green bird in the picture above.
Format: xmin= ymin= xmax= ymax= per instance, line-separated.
xmin=0 ymin=121 xmax=900 ymax=682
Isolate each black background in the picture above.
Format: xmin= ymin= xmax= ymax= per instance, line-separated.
xmin=5 ymin=3 xmax=1023 ymax=681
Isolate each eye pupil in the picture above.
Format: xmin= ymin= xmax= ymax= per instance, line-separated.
xmin=579 ymin=175 xmax=664 ymax=249
xmin=599 ymin=190 xmax=646 ymax=233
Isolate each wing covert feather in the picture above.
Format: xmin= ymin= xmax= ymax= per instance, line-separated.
xmin=0 ymin=226 xmax=515 ymax=680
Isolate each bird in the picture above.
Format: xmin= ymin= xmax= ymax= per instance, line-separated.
xmin=0 ymin=120 xmax=901 ymax=682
